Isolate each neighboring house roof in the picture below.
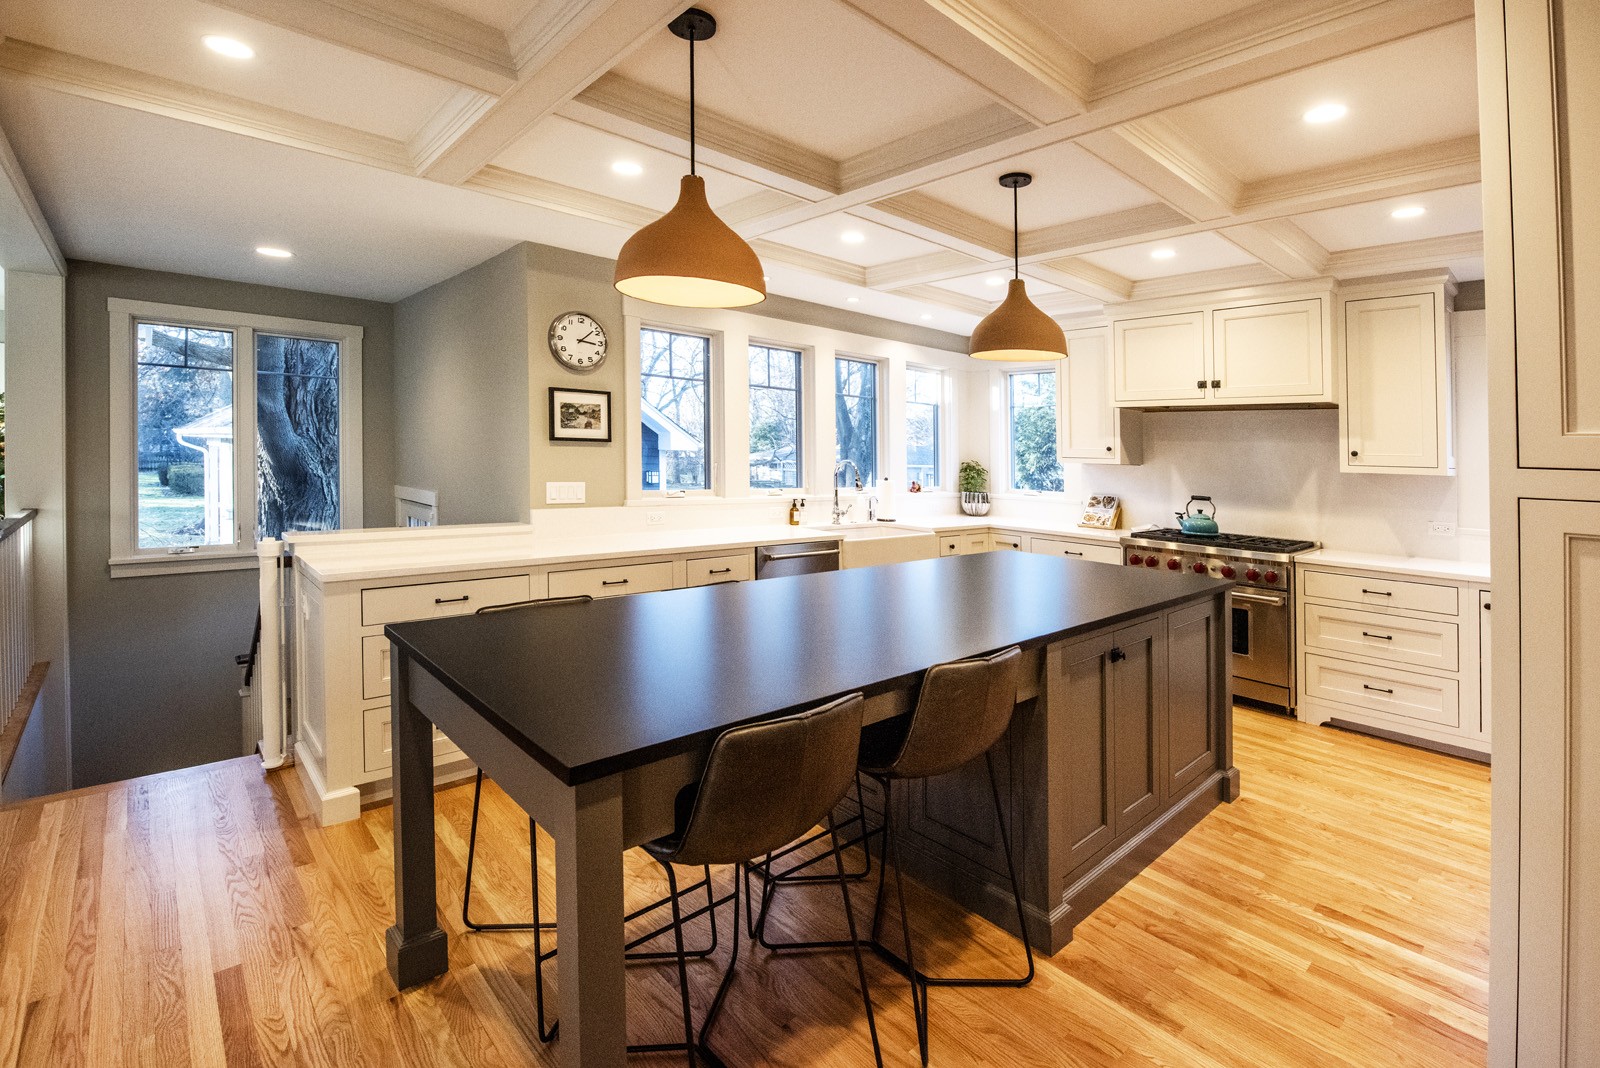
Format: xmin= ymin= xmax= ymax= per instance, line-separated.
xmin=640 ymin=400 xmax=699 ymax=452
xmin=174 ymin=406 xmax=233 ymax=442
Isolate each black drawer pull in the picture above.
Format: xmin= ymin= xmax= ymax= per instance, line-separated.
xmin=1108 ymin=647 xmax=1126 ymax=663
xmin=1063 ymin=549 xmax=1084 ymax=557
xmin=1360 ymin=588 xmax=1392 ymax=596
xmin=1211 ymin=378 xmax=1221 ymax=388
xmin=601 ymin=579 xmax=630 ymax=586
xmin=1196 ymin=379 xmax=1206 ymax=389
xmin=708 ymin=567 xmax=732 ymax=575
xmin=1361 ymin=631 xmax=1394 ymax=641
xmin=1363 ymin=684 xmax=1395 ymax=694
xmin=434 ymin=595 xmax=470 ymax=604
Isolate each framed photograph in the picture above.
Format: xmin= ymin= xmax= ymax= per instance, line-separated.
xmin=549 ymin=387 xmax=612 ymax=442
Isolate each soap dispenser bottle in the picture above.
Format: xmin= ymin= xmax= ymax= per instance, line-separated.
xmin=788 ymin=498 xmax=801 ymax=526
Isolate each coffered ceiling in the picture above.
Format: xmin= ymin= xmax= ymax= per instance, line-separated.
xmin=0 ymin=0 xmax=1485 ymax=332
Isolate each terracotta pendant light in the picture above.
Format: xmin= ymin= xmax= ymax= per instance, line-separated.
xmin=614 ymin=8 xmax=766 ymax=308
xmin=969 ymin=172 xmax=1067 ymax=361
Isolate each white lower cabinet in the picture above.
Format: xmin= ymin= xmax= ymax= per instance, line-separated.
xmin=1296 ymin=562 xmax=1489 ymax=756
xmin=1029 ymin=535 xmax=1123 ymax=565
xmin=549 ymin=559 xmax=675 ymax=599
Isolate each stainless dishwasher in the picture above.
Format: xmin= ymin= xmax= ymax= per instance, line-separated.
xmin=755 ymin=540 xmax=841 ymax=580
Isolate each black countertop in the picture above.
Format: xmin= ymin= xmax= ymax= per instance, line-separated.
xmin=387 ymin=552 xmax=1228 ymax=786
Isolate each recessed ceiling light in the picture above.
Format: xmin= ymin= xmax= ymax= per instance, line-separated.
xmin=1302 ymin=102 xmax=1348 ymax=124
xmin=1150 ymin=248 xmax=1177 ymax=260
xmin=203 ymin=35 xmax=255 ymax=60
xmin=1391 ymin=205 xmax=1427 ymax=219
xmin=840 ymin=230 xmax=866 ymax=245
xmin=984 ymin=275 xmax=1005 ymax=287
xmin=846 ymin=296 xmax=860 ymax=303
xmin=255 ymin=246 xmax=293 ymax=259
xmin=611 ymin=160 xmax=643 ymax=177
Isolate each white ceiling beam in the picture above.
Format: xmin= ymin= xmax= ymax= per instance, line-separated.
xmin=0 ymin=39 xmax=413 ymax=173
xmin=865 ymin=250 xmax=987 ymax=291
xmin=1025 ymin=259 xmax=1136 ymax=303
xmin=1075 ymin=118 xmax=1242 ymax=222
xmin=406 ymin=87 xmax=498 ymax=174
xmin=1325 ymin=230 xmax=1483 ymax=278
xmin=463 ymin=166 xmax=651 ymax=227
xmin=199 ymin=0 xmax=517 ymax=94
xmin=1128 ymin=264 xmax=1287 ymax=301
xmin=831 ymin=0 xmax=1091 ymax=126
xmin=419 ymin=0 xmax=683 ymax=184
xmin=1216 ymin=219 xmax=1330 ymax=278
xmin=838 ymin=104 xmax=1033 ymax=192
xmin=887 ymin=283 xmax=995 ymax=318
xmin=1236 ymin=135 xmax=1479 ymax=214
xmin=563 ymin=74 xmax=838 ymax=199
xmin=748 ymin=242 xmax=866 ymax=287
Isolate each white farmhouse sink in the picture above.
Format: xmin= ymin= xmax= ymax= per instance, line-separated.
xmin=812 ymin=523 xmax=939 ymax=569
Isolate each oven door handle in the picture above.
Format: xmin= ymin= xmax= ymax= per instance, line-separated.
xmin=1230 ymin=591 xmax=1286 ymax=607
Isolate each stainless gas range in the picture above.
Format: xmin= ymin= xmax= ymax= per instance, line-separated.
xmin=1120 ymin=528 xmax=1320 ymax=712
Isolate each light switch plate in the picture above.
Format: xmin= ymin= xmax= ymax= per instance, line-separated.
xmin=1428 ymin=520 xmax=1457 ymax=536
xmin=545 ymin=481 xmax=586 ymax=505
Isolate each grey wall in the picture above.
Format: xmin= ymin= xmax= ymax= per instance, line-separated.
xmin=394 ymin=244 xmax=530 ymax=523
xmin=64 ymin=260 xmax=394 ymax=787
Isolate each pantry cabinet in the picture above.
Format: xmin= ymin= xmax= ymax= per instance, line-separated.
xmin=1339 ymin=277 xmax=1455 ymax=475
xmin=1111 ymin=287 xmax=1334 ymax=408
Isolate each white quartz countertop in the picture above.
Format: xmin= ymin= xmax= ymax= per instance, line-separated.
xmin=903 ymin=513 xmax=1137 ymax=542
xmin=1296 ymin=549 xmax=1491 ymax=584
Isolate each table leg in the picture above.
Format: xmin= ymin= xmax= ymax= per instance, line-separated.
xmin=385 ymin=646 xmax=449 ymax=988
xmin=549 ymin=776 xmax=627 ymax=1068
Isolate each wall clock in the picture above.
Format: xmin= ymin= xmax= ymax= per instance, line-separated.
xmin=548 ymin=311 xmax=608 ymax=371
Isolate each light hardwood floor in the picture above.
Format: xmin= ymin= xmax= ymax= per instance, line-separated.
xmin=0 ymin=708 xmax=1489 ymax=1067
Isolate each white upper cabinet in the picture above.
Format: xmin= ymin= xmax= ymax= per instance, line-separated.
xmin=1113 ymin=312 xmax=1207 ymax=404
xmin=1111 ymin=287 xmax=1334 ymax=409
xmin=1211 ymin=298 xmax=1330 ymax=401
xmin=1059 ymin=326 xmax=1141 ymax=465
xmin=1340 ymin=279 xmax=1455 ymax=475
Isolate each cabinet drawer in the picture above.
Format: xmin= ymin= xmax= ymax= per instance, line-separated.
xmin=362 ymin=704 xmax=463 ymax=774
xmin=1303 ymin=654 xmax=1460 ymax=728
xmin=686 ymin=551 xmax=752 ymax=586
xmin=991 ymin=530 xmax=1027 ymax=551
xmin=1303 ymin=602 xmax=1459 ymax=672
xmin=1029 ymin=536 xmax=1123 ymax=565
xmin=939 ymin=535 xmax=962 ymax=556
xmin=961 ymin=532 xmax=991 ymax=554
xmin=361 ymin=634 xmax=392 ymax=701
xmin=1301 ymin=569 xmax=1458 ymax=615
xmin=361 ymin=574 xmax=532 ymax=627
xmin=548 ymin=559 xmax=675 ymax=599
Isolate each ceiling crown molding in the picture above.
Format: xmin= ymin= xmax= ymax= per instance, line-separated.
xmin=1027 ymin=258 xmax=1135 ymax=303
xmin=1022 ymin=202 xmax=1191 ymax=259
xmin=925 ymin=0 xmax=1096 ymax=106
xmin=0 ymin=39 xmax=412 ymax=173
xmin=1128 ymin=263 xmax=1286 ymax=301
xmin=1217 ymin=219 xmax=1330 ymax=278
xmin=887 ymin=283 xmax=994 ymax=318
xmin=1237 ymin=135 xmax=1480 ymax=214
xmin=464 ymin=166 xmax=653 ymax=227
xmin=839 ymin=104 xmax=1034 ymax=193
xmin=1325 ymin=230 xmax=1483 ymax=277
xmin=407 ymin=88 xmax=498 ymax=174
xmin=201 ymin=0 xmax=517 ymax=94
xmin=865 ymin=250 xmax=986 ymax=291
xmin=868 ymin=192 xmax=1013 ymax=257
xmin=747 ymin=242 xmax=866 ymax=287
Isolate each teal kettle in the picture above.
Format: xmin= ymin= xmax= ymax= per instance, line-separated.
xmin=1176 ymin=495 xmax=1219 ymax=536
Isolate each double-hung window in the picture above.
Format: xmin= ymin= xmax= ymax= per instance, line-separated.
xmin=1008 ymin=369 xmax=1063 ymax=492
xmin=748 ymin=344 xmax=802 ymax=490
xmin=109 ymin=299 xmax=363 ymax=574
xmin=640 ymin=327 xmax=713 ymax=492
xmin=834 ymin=356 xmax=879 ymax=485
xmin=905 ymin=366 xmax=943 ymax=489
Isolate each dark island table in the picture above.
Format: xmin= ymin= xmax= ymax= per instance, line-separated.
xmin=384 ymin=551 xmax=1235 ymax=1068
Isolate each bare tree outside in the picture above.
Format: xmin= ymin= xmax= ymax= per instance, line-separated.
xmin=749 ymin=344 xmax=802 ymax=489
xmin=834 ymin=357 xmax=878 ymax=485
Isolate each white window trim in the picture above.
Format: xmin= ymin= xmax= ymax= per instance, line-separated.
xmin=996 ymin=362 xmax=1066 ymax=497
xmin=108 ymin=297 xmax=364 ymax=578
xmin=627 ymin=317 xmax=722 ymax=499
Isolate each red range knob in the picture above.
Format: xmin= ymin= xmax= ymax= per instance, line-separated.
xmin=1264 ymin=570 xmax=1280 ymax=584
xmin=1245 ymin=567 xmax=1260 ymax=581
xmin=1167 ymin=558 xmax=1181 ymax=571
xmin=1193 ymin=562 xmax=1207 ymax=574
xmin=1220 ymin=565 xmax=1236 ymax=579
xmin=1128 ymin=554 xmax=1142 ymax=566
xmin=1145 ymin=556 xmax=1159 ymax=567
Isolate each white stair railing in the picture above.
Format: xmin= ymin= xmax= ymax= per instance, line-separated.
xmin=0 ymin=510 xmax=37 ymax=730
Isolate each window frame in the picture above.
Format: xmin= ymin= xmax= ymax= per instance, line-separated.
xmin=1002 ymin=363 xmax=1066 ymax=496
xmin=635 ymin=321 xmax=721 ymax=498
xmin=833 ymin=353 xmax=884 ymax=488
xmin=903 ymin=363 xmax=946 ymax=491
xmin=746 ymin=339 xmax=807 ymax=493
xmin=108 ymin=298 xmax=364 ymax=577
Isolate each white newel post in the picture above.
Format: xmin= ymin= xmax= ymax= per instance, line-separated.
xmin=258 ymin=538 xmax=287 ymax=769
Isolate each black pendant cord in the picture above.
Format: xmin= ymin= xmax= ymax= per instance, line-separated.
xmin=1012 ymin=183 xmax=1019 ymax=279
xmin=688 ymin=34 xmax=697 ymax=177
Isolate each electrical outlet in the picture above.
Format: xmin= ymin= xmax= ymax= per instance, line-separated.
xmin=1429 ymin=521 xmax=1457 ymax=537
xmin=645 ymin=511 xmax=665 ymax=526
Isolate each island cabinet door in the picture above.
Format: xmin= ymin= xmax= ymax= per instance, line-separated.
xmin=1109 ymin=618 xmax=1164 ymax=836
xmin=1166 ymin=600 xmax=1222 ymax=797
xmin=1051 ymin=630 xmax=1117 ymax=873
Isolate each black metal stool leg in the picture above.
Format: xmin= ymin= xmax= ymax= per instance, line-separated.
xmin=462 ymin=770 xmax=558 ymax=934
xmin=529 ymin=824 xmax=559 ymax=1043
xmin=827 ymin=814 xmax=884 ymax=1068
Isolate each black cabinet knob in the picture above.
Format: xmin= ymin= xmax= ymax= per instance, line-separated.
xmin=1350 ymin=450 xmax=1359 ymax=457
xmin=1108 ymin=647 xmax=1126 ymax=663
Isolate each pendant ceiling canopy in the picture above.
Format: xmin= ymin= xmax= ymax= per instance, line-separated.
xmin=613 ymin=8 xmax=766 ymax=309
xmin=969 ymin=172 xmax=1067 ymax=362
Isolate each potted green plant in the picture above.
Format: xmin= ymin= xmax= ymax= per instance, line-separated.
xmin=958 ymin=459 xmax=990 ymax=516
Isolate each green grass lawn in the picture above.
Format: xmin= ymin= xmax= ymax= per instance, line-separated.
xmin=137 ymin=470 xmax=208 ymax=547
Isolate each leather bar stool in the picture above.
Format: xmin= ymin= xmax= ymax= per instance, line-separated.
xmin=536 ymin=691 xmax=884 ymax=1068
xmin=460 ymin=595 xmax=721 ymax=1044
xmin=753 ymin=645 xmax=1032 ymax=1066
